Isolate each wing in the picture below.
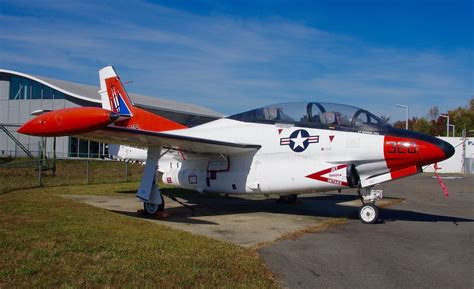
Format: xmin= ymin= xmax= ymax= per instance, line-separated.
xmin=80 ymin=126 xmax=261 ymax=155
xmin=18 ymin=66 xmax=259 ymax=155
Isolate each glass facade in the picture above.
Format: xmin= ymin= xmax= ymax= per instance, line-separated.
xmin=68 ymin=137 xmax=109 ymax=159
xmin=9 ymin=76 xmax=65 ymax=100
xmin=1 ymin=74 xmax=109 ymax=159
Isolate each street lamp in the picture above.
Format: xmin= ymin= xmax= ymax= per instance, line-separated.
xmin=396 ymin=104 xmax=409 ymax=130
xmin=448 ymin=124 xmax=455 ymax=137
xmin=440 ymin=114 xmax=450 ymax=137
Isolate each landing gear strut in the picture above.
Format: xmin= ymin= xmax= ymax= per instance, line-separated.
xmin=137 ymin=146 xmax=165 ymax=216
xmin=357 ymin=187 xmax=383 ymax=224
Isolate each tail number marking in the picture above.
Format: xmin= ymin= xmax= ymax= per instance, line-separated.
xmin=386 ymin=141 xmax=417 ymax=154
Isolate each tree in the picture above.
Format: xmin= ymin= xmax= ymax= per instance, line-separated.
xmin=428 ymin=106 xmax=439 ymax=120
xmin=392 ymin=97 xmax=473 ymax=137
xmin=440 ymin=97 xmax=473 ymax=137
xmin=379 ymin=115 xmax=391 ymax=123
xmin=431 ymin=117 xmax=446 ymax=136
xmin=393 ymin=120 xmax=406 ymax=130
xmin=411 ymin=118 xmax=432 ymax=135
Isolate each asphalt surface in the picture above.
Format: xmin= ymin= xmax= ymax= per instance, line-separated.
xmin=260 ymin=174 xmax=474 ymax=289
xmin=64 ymin=191 xmax=396 ymax=247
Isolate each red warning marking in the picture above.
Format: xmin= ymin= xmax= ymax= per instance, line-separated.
xmin=166 ymin=177 xmax=172 ymax=184
xmin=278 ymin=128 xmax=283 ymax=134
xmin=329 ymin=135 xmax=335 ymax=142
xmin=306 ymin=164 xmax=348 ymax=186
xmin=434 ymin=172 xmax=449 ymax=197
xmin=433 ymin=163 xmax=449 ymax=197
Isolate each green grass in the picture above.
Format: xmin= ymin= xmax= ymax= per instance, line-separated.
xmin=0 ymin=159 xmax=144 ymax=194
xmin=0 ymin=183 xmax=277 ymax=288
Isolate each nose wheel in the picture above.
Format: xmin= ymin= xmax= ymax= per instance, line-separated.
xmin=359 ymin=203 xmax=379 ymax=224
xmin=358 ymin=187 xmax=383 ymax=224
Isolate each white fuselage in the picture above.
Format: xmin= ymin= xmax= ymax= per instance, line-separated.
xmin=158 ymin=119 xmax=389 ymax=195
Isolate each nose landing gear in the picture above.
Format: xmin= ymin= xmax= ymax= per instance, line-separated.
xmin=359 ymin=203 xmax=379 ymax=224
xmin=358 ymin=187 xmax=383 ymax=224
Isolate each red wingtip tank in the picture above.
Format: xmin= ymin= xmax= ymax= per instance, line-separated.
xmin=18 ymin=107 xmax=120 ymax=137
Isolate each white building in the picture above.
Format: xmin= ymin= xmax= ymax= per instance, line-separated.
xmin=421 ymin=137 xmax=473 ymax=174
xmin=0 ymin=69 xmax=222 ymax=159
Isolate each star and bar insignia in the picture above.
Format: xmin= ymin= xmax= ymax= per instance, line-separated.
xmin=280 ymin=129 xmax=319 ymax=152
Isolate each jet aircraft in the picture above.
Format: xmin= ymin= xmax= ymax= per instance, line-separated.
xmin=18 ymin=66 xmax=455 ymax=224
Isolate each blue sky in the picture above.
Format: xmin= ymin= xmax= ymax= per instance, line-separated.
xmin=0 ymin=0 xmax=472 ymax=120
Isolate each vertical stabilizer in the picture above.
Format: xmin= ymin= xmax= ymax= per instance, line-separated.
xmin=99 ymin=66 xmax=133 ymax=117
xmin=97 ymin=66 xmax=187 ymax=132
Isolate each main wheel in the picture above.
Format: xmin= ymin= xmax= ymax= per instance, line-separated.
xmin=277 ymin=194 xmax=298 ymax=204
xmin=143 ymin=195 xmax=165 ymax=216
xmin=359 ymin=203 xmax=378 ymax=224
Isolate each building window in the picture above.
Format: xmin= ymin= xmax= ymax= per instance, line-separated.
xmin=9 ymin=76 xmax=30 ymax=100
xmin=68 ymin=137 xmax=78 ymax=157
xmin=68 ymin=137 xmax=107 ymax=158
xmin=31 ymin=81 xmax=42 ymax=99
xmin=43 ymin=85 xmax=54 ymax=99
xmin=9 ymin=76 xmax=21 ymax=99
xmin=9 ymin=76 xmax=67 ymax=101
xmin=89 ymin=141 xmax=99 ymax=158
xmin=54 ymin=91 xmax=65 ymax=99
xmin=78 ymin=139 xmax=89 ymax=157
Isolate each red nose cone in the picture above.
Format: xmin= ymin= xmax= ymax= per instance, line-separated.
xmin=18 ymin=107 xmax=118 ymax=137
xmin=384 ymin=134 xmax=454 ymax=171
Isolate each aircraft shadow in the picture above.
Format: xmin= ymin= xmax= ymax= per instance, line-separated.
xmin=379 ymin=209 xmax=472 ymax=224
xmin=111 ymin=188 xmax=474 ymax=224
xmin=110 ymin=209 xmax=219 ymax=225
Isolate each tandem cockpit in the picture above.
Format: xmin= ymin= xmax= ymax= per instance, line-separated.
xmin=228 ymin=102 xmax=389 ymax=133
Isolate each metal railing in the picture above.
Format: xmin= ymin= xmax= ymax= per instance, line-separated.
xmin=0 ymin=125 xmax=35 ymax=159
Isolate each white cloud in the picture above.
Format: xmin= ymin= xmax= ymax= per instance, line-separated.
xmin=0 ymin=0 xmax=472 ymax=120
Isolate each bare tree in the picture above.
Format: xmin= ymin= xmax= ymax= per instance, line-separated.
xmin=380 ymin=115 xmax=391 ymax=123
xmin=428 ymin=106 xmax=439 ymax=120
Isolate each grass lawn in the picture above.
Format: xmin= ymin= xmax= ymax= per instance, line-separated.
xmin=0 ymin=159 xmax=144 ymax=194
xmin=0 ymin=182 xmax=278 ymax=288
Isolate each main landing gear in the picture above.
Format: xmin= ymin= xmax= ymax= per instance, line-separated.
xmin=358 ymin=187 xmax=383 ymax=224
xmin=277 ymin=194 xmax=299 ymax=204
xmin=137 ymin=146 xmax=165 ymax=217
xmin=143 ymin=195 xmax=165 ymax=216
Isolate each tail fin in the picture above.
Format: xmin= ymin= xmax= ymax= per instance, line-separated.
xmin=99 ymin=66 xmax=133 ymax=118
xmin=98 ymin=66 xmax=187 ymax=132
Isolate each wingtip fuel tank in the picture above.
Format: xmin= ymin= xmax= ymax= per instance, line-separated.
xmin=18 ymin=107 xmax=119 ymax=137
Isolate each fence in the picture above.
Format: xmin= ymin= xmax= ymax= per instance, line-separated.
xmin=0 ymin=158 xmax=144 ymax=194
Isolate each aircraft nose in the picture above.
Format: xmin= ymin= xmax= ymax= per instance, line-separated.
xmin=385 ymin=127 xmax=455 ymax=168
xmin=436 ymin=138 xmax=455 ymax=159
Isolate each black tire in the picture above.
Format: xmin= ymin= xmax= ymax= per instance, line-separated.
xmin=277 ymin=194 xmax=298 ymax=204
xmin=359 ymin=203 xmax=378 ymax=224
xmin=143 ymin=195 xmax=165 ymax=216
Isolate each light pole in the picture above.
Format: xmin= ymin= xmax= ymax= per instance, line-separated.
xmin=449 ymin=124 xmax=455 ymax=137
xmin=440 ymin=114 xmax=449 ymax=137
xmin=396 ymin=104 xmax=409 ymax=130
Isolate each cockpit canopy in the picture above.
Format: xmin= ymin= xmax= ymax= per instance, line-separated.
xmin=228 ymin=102 xmax=388 ymax=132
